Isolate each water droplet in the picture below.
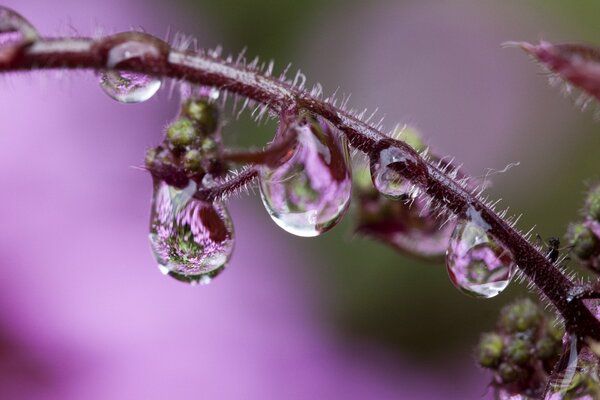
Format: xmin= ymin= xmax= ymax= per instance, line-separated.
xmin=544 ymin=334 xmax=600 ymax=399
xmin=100 ymin=39 xmax=162 ymax=103
xmin=259 ymin=116 xmax=352 ymax=237
xmin=355 ymin=165 xmax=454 ymax=257
xmin=446 ymin=207 xmax=515 ymax=298
xmin=0 ymin=6 xmax=38 ymax=49
xmin=370 ymin=145 xmax=421 ymax=200
xmin=149 ymin=179 xmax=234 ymax=284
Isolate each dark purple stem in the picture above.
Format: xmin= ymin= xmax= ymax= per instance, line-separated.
xmin=2 ymin=36 xmax=599 ymax=339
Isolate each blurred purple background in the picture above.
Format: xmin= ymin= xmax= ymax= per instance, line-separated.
xmin=1 ymin=0 xmax=599 ymax=399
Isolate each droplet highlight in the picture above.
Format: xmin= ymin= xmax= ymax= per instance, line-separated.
xmin=446 ymin=208 xmax=515 ymax=298
xmin=0 ymin=6 xmax=38 ymax=49
xmin=149 ymin=179 xmax=234 ymax=284
xmin=100 ymin=39 xmax=162 ymax=103
xmin=259 ymin=116 xmax=352 ymax=237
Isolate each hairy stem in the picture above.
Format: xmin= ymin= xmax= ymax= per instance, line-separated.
xmin=2 ymin=36 xmax=599 ymax=339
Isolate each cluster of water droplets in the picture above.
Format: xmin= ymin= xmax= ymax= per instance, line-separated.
xmin=0 ymin=6 xmax=38 ymax=50
xmin=366 ymin=132 xmax=516 ymax=298
xmin=259 ymin=115 xmax=352 ymax=237
xmin=99 ymin=33 xmax=165 ymax=103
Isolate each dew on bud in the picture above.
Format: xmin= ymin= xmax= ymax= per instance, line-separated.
xmin=0 ymin=6 xmax=38 ymax=51
xmin=259 ymin=116 xmax=352 ymax=237
xmin=149 ymin=179 xmax=234 ymax=284
xmin=100 ymin=36 xmax=163 ymax=103
xmin=446 ymin=207 xmax=515 ymax=298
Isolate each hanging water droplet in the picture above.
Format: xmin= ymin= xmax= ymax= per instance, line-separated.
xmin=149 ymin=179 xmax=234 ymax=284
xmin=259 ymin=116 xmax=352 ymax=237
xmin=100 ymin=38 xmax=162 ymax=103
xmin=370 ymin=146 xmax=423 ymax=200
xmin=446 ymin=207 xmax=515 ymax=298
xmin=0 ymin=6 xmax=38 ymax=50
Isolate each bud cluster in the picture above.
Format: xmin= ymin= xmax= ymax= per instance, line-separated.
xmin=145 ymin=98 xmax=222 ymax=187
xmin=477 ymin=298 xmax=563 ymax=398
xmin=567 ymin=183 xmax=600 ymax=273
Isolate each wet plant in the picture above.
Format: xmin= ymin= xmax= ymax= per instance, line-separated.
xmin=2 ymin=5 xmax=600 ymax=398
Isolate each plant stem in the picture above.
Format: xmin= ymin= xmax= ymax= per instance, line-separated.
xmin=2 ymin=36 xmax=599 ymax=339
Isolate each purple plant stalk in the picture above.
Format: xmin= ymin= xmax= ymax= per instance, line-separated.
xmin=2 ymin=10 xmax=600 ymax=346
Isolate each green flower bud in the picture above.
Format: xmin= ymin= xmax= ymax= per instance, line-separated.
xmin=585 ymin=183 xmax=600 ymax=221
xmin=567 ymin=222 xmax=599 ymax=261
xmin=506 ymin=337 xmax=531 ymax=365
xmin=183 ymin=149 xmax=203 ymax=172
xmin=395 ymin=126 xmax=427 ymax=153
xmin=499 ymin=298 xmax=543 ymax=334
xmin=167 ymin=118 xmax=198 ymax=147
xmin=498 ymin=362 xmax=528 ymax=384
xmin=200 ymin=137 xmax=218 ymax=157
xmin=182 ymin=99 xmax=219 ymax=134
xmin=145 ymin=146 xmax=172 ymax=169
xmin=477 ymin=332 xmax=504 ymax=368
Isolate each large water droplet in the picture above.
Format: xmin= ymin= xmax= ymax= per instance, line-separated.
xmin=100 ymin=39 xmax=162 ymax=103
xmin=149 ymin=179 xmax=234 ymax=284
xmin=259 ymin=116 xmax=352 ymax=237
xmin=0 ymin=6 xmax=38 ymax=50
xmin=370 ymin=145 xmax=421 ymax=200
xmin=446 ymin=207 xmax=515 ymax=298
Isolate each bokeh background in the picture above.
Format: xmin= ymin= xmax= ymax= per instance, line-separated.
xmin=1 ymin=0 xmax=600 ymax=399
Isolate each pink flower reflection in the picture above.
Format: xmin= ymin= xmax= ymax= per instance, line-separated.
xmin=0 ymin=1 xmax=491 ymax=399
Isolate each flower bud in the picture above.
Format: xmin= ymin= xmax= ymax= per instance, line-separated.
xmin=499 ymin=298 xmax=542 ymax=334
xmin=166 ymin=118 xmax=198 ymax=147
xmin=505 ymin=336 xmax=532 ymax=365
xmin=182 ymin=99 xmax=219 ymax=135
xmin=477 ymin=332 xmax=504 ymax=368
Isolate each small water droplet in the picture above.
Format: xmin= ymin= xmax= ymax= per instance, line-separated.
xmin=0 ymin=6 xmax=38 ymax=49
xmin=259 ymin=116 xmax=352 ymax=237
xmin=100 ymin=39 xmax=162 ymax=103
xmin=149 ymin=179 xmax=234 ymax=284
xmin=446 ymin=207 xmax=515 ymax=298
xmin=370 ymin=145 xmax=420 ymax=199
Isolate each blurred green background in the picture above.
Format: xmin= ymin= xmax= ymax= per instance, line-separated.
xmin=173 ymin=0 xmax=600 ymax=362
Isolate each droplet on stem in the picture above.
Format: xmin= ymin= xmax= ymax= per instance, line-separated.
xmin=0 ymin=6 xmax=38 ymax=50
xmin=259 ymin=115 xmax=352 ymax=237
xmin=355 ymin=162 xmax=454 ymax=258
xmin=149 ymin=179 xmax=234 ymax=285
xmin=100 ymin=34 xmax=163 ymax=103
xmin=446 ymin=206 xmax=515 ymax=298
xmin=370 ymin=144 xmax=422 ymax=200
